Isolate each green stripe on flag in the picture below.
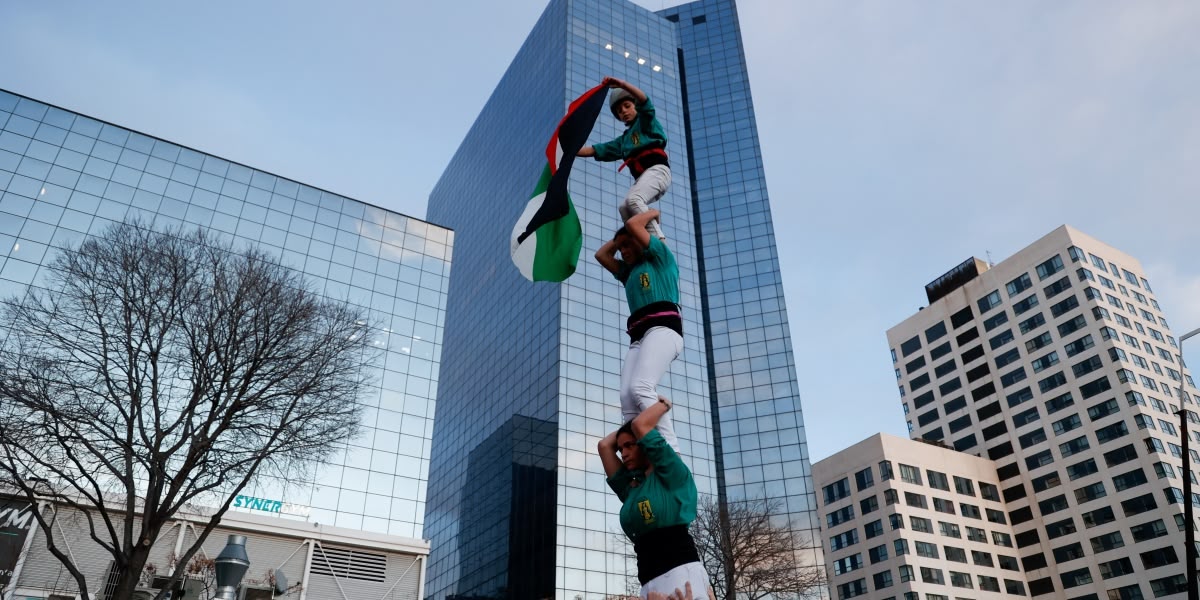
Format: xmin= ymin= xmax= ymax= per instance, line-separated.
xmin=531 ymin=191 xmax=582 ymax=281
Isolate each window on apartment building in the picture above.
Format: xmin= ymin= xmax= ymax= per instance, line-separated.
xmin=1081 ymin=506 xmax=1116 ymax=529
xmin=1036 ymin=255 xmax=1065 ymax=280
xmin=977 ymin=290 xmax=1002 ymax=313
xmin=905 ymin=492 xmax=928 ymax=510
xmin=959 ymin=503 xmax=981 ymax=520
xmin=915 ymin=541 xmax=939 ymax=559
xmin=966 ymin=526 xmax=987 ymax=542
xmin=1013 ymin=294 xmax=1039 ymax=315
xmin=1090 ymin=531 xmax=1124 ymax=553
xmin=860 ymin=495 xmax=879 ymax=515
xmin=1044 ymin=276 xmax=1072 ymax=299
xmin=1065 ymin=458 xmax=1098 ymax=480
xmin=1098 ymin=557 xmax=1135 ymax=580
xmin=978 ymin=575 xmax=1001 ymax=592
xmin=1130 ymin=519 xmax=1167 ymax=542
xmin=983 ymin=311 xmax=1009 ymax=331
xmin=854 ymin=467 xmax=874 ymax=491
xmin=951 ymin=306 xmax=975 ymax=329
xmin=823 ymin=478 xmax=851 ymax=504
xmin=1074 ymin=482 xmax=1106 ymax=504
xmin=1007 ymin=273 xmax=1033 ymax=296
xmin=1003 ymin=579 xmax=1027 ymax=596
xmin=898 ymin=463 xmax=921 ymax=484
xmin=1053 ymin=542 xmax=1085 ymax=563
xmin=910 ymin=516 xmax=932 ymax=533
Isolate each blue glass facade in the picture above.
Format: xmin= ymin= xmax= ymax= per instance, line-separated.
xmin=665 ymin=0 xmax=822 ymax=552
xmin=0 ymin=88 xmax=452 ymax=539
xmin=425 ymin=0 xmax=818 ymax=599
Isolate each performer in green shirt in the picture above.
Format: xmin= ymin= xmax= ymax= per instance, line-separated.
xmin=595 ymin=209 xmax=683 ymax=450
xmin=598 ymin=396 xmax=714 ymax=599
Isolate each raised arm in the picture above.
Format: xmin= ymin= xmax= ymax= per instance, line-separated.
xmin=633 ymin=396 xmax=691 ymax=487
xmin=603 ymin=76 xmax=648 ymax=104
xmin=594 ymin=238 xmax=622 ymax=276
xmin=577 ymin=146 xmax=596 ymax=157
xmin=624 ymin=209 xmax=659 ymax=250
xmin=597 ymin=430 xmax=623 ymax=478
xmin=631 ymin=395 xmax=671 ymax=439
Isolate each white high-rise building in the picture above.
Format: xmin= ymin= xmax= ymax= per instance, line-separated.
xmin=881 ymin=225 xmax=1195 ymax=599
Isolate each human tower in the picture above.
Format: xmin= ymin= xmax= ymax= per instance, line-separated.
xmin=583 ymin=77 xmax=713 ymax=600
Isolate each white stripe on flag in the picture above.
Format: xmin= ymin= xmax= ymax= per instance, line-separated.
xmin=510 ymin=192 xmax=545 ymax=281
xmin=554 ymin=141 xmax=564 ymax=171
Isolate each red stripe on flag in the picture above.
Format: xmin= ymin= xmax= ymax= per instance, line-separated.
xmin=545 ymin=84 xmax=608 ymax=175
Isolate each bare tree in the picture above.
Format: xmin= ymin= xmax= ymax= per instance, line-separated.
xmin=0 ymin=220 xmax=375 ymax=600
xmin=692 ymin=495 xmax=825 ymax=600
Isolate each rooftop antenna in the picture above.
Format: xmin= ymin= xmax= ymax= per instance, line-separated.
xmin=985 ymin=251 xmax=995 ymax=267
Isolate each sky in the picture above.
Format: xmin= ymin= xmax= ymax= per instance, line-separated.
xmin=2 ymin=0 xmax=1198 ymax=462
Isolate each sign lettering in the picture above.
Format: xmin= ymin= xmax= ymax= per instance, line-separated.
xmin=233 ymin=495 xmax=310 ymax=517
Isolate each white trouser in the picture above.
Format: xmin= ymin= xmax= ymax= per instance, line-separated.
xmin=619 ymin=164 xmax=671 ymax=239
xmin=620 ymin=326 xmax=683 ymax=450
xmin=640 ymin=561 xmax=714 ymax=600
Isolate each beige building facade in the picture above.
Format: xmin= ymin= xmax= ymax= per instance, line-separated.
xmin=814 ymin=434 xmax=1027 ymax=600
xmin=880 ymin=225 xmax=1195 ymax=599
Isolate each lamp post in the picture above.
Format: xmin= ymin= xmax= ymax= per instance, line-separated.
xmin=213 ymin=535 xmax=250 ymax=600
xmin=1177 ymin=326 xmax=1200 ymax=600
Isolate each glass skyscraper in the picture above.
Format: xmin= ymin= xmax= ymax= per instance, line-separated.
xmin=0 ymin=88 xmax=451 ymax=539
xmin=424 ymin=1 xmax=818 ymax=598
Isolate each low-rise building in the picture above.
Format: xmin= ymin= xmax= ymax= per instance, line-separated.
xmin=814 ymin=434 xmax=1026 ymax=600
xmin=6 ymin=497 xmax=427 ymax=600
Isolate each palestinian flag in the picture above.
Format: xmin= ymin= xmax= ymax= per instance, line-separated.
xmin=511 ymin=84 xmax=608 ymax=282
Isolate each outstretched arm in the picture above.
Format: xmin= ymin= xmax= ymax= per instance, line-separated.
xmin=594 ymin=239 xmax=622 ymax=276
xmin=603 ymin=76 xmax=648 ymax=104
xmin=598 ymin=431 xmax=622 ymax=478
xmin=624 ymin=209 xmax=659 ymax=250
xmin=577 ymin=146 xmax=596 ymax=157
xmin=631 ymin=396 xmax=671 ymax=439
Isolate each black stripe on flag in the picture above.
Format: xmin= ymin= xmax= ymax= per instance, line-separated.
xmin=517 ymin=85 xmax=607 ymax=244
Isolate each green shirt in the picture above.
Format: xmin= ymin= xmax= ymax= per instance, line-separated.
xmin=606 ymin=429 xmax=697 ymax=542
xmin=615 ymin=237 xmax=679 ymax=314
xmin=592 ymin=97 xmax=668 ymax=162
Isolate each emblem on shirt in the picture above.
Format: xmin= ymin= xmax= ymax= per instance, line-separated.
xmin=637 ymin=499 xmax=656 ymax=524
xmin=632 ymin=132 xmax=641 ymax=146
xmin=639 ymin=273 xmax=650 ymax=290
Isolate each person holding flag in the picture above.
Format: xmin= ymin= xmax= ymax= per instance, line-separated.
xmin=579 ymin=77 xmax=671 ymax=240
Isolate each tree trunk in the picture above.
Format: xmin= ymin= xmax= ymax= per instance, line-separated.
xmin=718 ymin=501 xmax=735 ymax=600
xmin=109 ymin=543 xmax=154 ymax=600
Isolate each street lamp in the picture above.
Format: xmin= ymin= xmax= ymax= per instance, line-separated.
xmin=213 ymin=535 xmax=250 ymax=600
xmin=1177 ymin=326 xmax=1200 ymax=600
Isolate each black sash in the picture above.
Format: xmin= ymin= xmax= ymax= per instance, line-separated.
xmin=633 ymin=524 xmax=700 ymax=584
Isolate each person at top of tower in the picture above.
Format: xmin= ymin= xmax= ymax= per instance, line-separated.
xmin=595 ymin=208 xmax=681 ymax=450
xmin=598 ymin=396 xmax=714 ymax=600
xmin=578 ymin=76 xmax=670 ymax=240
